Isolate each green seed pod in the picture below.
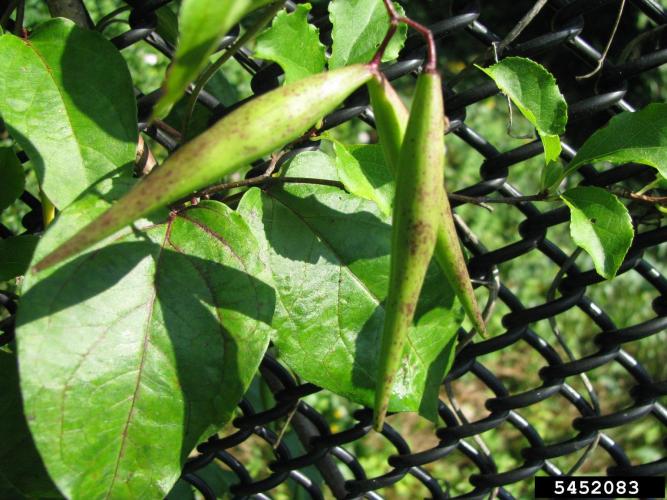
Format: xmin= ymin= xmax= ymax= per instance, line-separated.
xmin=368 ymin=74 xmax=486 ymax=337
xmin=367 ymin=74 xmax=409 ymax=172
xmin=34 ymin=64 xmax=374 ymax=272
xmin=374 ymin=70 xmax=446 ymax=431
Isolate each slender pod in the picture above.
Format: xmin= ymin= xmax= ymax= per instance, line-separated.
xmin=368 ymin=74 xmax=486 ymax=337
xmin=374 ymin=69 xmax=446 ymax=431
xmin=367 ymin=75 xmax=409 ymax=166
xmin=34 ymin=64 xmax=374 ymax=272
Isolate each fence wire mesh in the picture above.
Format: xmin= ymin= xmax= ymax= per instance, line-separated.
xmin=1 ymin=0 xmax=667 ymax=498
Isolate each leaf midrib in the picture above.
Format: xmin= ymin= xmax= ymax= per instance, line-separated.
xmin=21 ymin=37 xmax=86 ymax=187
xmin=104 ymin=222 xmax=171 ymax=497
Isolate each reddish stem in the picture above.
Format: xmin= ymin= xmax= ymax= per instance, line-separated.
xmin=371 ymin=0 xmax=438 ymax=73
xmin=399 ymin=16 xmax=437 ymax=73
xmin=370 ymin=21 xmax=398 ymax=70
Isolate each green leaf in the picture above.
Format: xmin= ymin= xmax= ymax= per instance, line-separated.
xmin=0 ymin=19 xmax=138 ymax=209
xmin=153 ymin=0 xmax=273 ymax=119
xmin=540 ymin=160 xmax=564 ymax=192
xmin=0 ymin=350 xmax=63 ymax=499
xmin=329 ymin=0 xmax=408 ymax=69
xmin=254 ymin=4 xmax=326 ymax=84
xmin=0 ymin=146 xmax=24 ymax=211
xmin=477 ymin=57 xmax=567 ymax=164
xmin=332 ymin=141 xmax=394 ymax=216
xmin=164 ymin=66 xmax=239 ymax=141
xmin=156 ymin=5 xmax=180 ymax=47
xmin=565 ymin=103 xmax=667 ymax=179
xmin=561 ymin=186 xmax=634 ymax=280
xmin=0 ymin=235 xmax=39 ymax=281
xmin=238 ymin=151 xmax=462 ymax=420
xmin=16 ymin=199 xmax=274 ymax=498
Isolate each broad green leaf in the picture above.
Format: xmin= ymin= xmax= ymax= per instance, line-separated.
xmin=329 ymin=0 xmax=408 ymax=69
xmin=254 ymin=4 xmax=326 ymax=84
xmin=238 ymin=151 xmax=462 ymax=420
xmin=332 ymin=142 xmax=393 ymax=216
xmin=478 ymin=57 xmax=567 ymax=164
xmin=17 ymin=198 xmax=274 ymax=499
xmin=0 ymin=350 xmax=63 ymax=499
xmin=0 ymin=235 xmax=39 ymax=281
xmin=153 ymin=0 xmax=274 ymax=119
xmin=0 ymin=146 xmax=24 ymax=211
xmin=565 ymin=103 xmax=667 ymax=180
xmin=0 ymin=19 xmax=137 ymax=209
xmin=561 ymin=186 xmax=634 ymax=280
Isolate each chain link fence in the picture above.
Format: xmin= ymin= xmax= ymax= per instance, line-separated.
xmin=1 ymin=0 xmax=666 ymax=498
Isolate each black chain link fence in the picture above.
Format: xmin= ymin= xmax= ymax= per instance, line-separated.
xmin=1 ymin=0 xmax=666 ymax=498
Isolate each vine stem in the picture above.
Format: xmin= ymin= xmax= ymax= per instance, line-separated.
xmin=373 ymin=0 xmax=437 ymax=72
xmin=612 ymin=187 xmax=667 ymax=205
xmin=180 ymin=174 xmax=667 ymax=212
xmin=181 ymin=0 xmax=286 ymax=137
xmin=200 ymin=175 xmax=344 ymax=199
xmin=577 ymin=0 xmax=626 ymax=80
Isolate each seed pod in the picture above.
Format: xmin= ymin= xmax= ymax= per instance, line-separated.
xmin=367 ymin=74 xmax=409 ymax=171
xmin=368 ymin=74 xmax=486 ymax=337
xmin=374 ymin=70 xmax=446 ymax=431
xmin=34 ymin=64 xmax=374 ymax=272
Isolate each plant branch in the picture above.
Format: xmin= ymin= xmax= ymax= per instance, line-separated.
xmin=449 ymin=0 xmax=548 ymax=87
xmin=449 ymin=192 xmax=554 ymax=205
xmin=45 ymin=0 xmax=92 ymax=28
xmin=577 ymin=0 xmax=626 ymax=80
xmin=496 ymin=0 xmax=549 ymax=54
xmin=612 ymin=187 xmax=667 ymax=205
xmin=200 ymin=175 xmax=345 ymax=199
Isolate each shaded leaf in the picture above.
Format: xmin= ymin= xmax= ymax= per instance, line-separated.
xmin=332 ymin=142 xmax=393 ymax=216
xmin=561 ymin=186 xmax=634 ymax=279
xmin=478 ymin=57 xmax=567 ymax=164
xmin=0 ymin=235 xmax=39 ymax=281
xmin=0 ymin=19 xmax=137 ymax=208
xmin=0 ymin=350 xmax=63 ymax=499
xmin=540 ymin=160 xmax=564 ymax=192
xmin=254 ymin=4 xmax=326 ymax=84
xmin=17 ymin=196 xmax=274 ymax=499
xmin=565 ymin=103 xmax=667 ymax=180
xmin=153 ymin=0 xmax=273 ymax=119
xmin=166 ymin=463 xmax=234 ymax=499
xmin=0 ymin=147 xmax=24 ymax=211
xmin=156 ymin=5 xmax=180 ymax=47
xmin=329 ymin=0 xmax=407 ymax=69
xmin=164 ymin=66 xmax=239 ymax=142
xmin=238 ymin=151 xmax=462 ymax=420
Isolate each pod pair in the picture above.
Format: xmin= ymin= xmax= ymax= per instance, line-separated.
xmin=34 ymin=64 xmax=375 ymax=271
xmin=370 ymin=70 xmax=485 ymax=430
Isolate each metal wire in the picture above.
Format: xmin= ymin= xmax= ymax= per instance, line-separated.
xmin=1 ymin=0 xmax=665 ymax=498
